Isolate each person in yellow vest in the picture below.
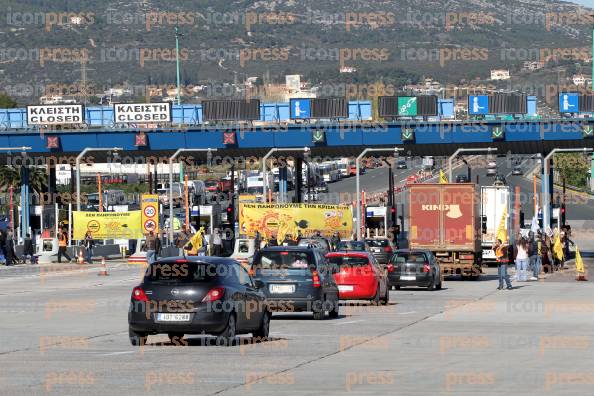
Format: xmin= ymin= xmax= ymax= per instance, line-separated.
xmin=58 ymin=227 xmax=73 ymax=263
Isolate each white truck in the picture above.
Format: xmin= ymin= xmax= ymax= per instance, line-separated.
xmin=480 ymin=185 xmax=511 ymax=262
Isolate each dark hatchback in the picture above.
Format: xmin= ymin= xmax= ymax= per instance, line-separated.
xmin=365 ymin=238 xmax=394 ymax=265
xmin=251 ymin=246 xmax=340 ymax=320
xmin=387 ymin=250 xmax=442 ymax=291
xmin=128 ymin=257 xmax=270 ymax=346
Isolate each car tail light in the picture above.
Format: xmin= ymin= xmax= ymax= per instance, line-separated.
xmin=132 ymin=286 xmax=149 ymax=302
xmin=311 ymin=270 xmax=321 ymax=288
xmin=423 ymin=264 xmax=430 ymax=273
xmin=387 ymin=264 xmax=394 ymax=273
xmin=201 ymin=287 xmax=225 ymax=302
xmin=384 ymin=246 xmax=392 ymax=253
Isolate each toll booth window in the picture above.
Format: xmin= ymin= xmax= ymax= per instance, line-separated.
xmin=239 ymin=242 xmax=249 ymax=253
xmin=43 ymin=240 xmax=54 ymax=251
xmin=255 ymin=252 xmax=312 ymax=269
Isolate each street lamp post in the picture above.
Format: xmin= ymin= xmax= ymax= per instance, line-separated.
xmin=168 ymin=148 xmax=216 ymax=244
xmin=542 ymin=148 xmax=592 ymax=231
xmin=262 ymin=148 xmax=310 ymax=203
xmin=448 ymin=147 xmax=497 ymax=181
xmin=174 ymin=26 xmax=183 ymax=106
xmin=356 ymin=147 xmax=403 ymax=240
xmin=76 ymin=147 xmax=123 ymax=211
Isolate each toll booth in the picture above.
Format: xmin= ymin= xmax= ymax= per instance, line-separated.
xmin=365 ymin=206 xmax=388 ymax=238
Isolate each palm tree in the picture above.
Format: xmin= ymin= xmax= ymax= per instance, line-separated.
xmin=0 ymin=166 xmax=47 ymax=194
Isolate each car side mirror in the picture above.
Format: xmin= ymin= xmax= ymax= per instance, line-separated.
xmin=254 ymin=280 xmax=265 ymax=289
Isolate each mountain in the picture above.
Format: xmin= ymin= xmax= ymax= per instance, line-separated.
xmin=0 ymin=0 xmax=592 ymax=104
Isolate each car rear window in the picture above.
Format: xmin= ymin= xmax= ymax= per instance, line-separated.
xmin=392 ymin=253 xmax=428 ymax=264
xmin=366 ymin=239 xmax=389 ymax=247
xmin=144 ymin=262 xmax=218 ymax=283
xmin=337 ymin=241 xmax=365 ymax=251
xmin=326 ymin=256 xmax=369 ymax=267
xmin=254 ymin=251 xmax=313 ymax=269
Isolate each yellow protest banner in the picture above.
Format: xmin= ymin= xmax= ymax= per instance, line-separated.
xmin=239 ymin=203 xmax=353 ymax=239
xmin=73 ymin=211 xmax=143 ymax=240
xmin=141 ymin=194 xmax=159 ymax=234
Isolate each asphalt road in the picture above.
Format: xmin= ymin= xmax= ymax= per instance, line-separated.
xmin=1 ymin=260 xmax=594 ymax=395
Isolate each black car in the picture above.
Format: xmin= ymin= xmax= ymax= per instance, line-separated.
xmin=128 ymin=257 xmax=270 ymax=346
xmin=455 ymin=174 xmax=469 ymax=183
xmin=365 ymin=238 xmax=394 ymax=265
xmin=336 ymin=240 xmax=368 ymax=252
xmin=387 ymin=250 xmax=442 ymax=290
xmin=251 ymin=246 xmax=339 ymax=320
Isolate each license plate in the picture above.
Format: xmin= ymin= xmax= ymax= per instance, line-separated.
xmin=372 ymin=248 xmax=381 ymax=252
xmin=400 ymin=275 xmax=416 ymax=281
xmin=157 ymin=313 xmax=191 ymax=322
xmin=338 ymin=285 xmax=354 ymax=292
xmin=269 ymin=284 xmax=295 ymax=294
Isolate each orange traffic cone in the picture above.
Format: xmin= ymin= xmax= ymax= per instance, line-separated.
xmin=77 ymin=248 xmax=85 ymax=265
xmin=98 ymin=257 xmax=109 ymax=276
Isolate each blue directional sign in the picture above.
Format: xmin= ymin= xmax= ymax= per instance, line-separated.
xmin=468 ymin=95 xmax=489 ymax=115
xmin=559 ymin=93 xmax=579 ymax=113
xmin=290 ymin=98 xmax=312 ymax=119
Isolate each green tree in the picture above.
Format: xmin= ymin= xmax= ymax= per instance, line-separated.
xmin=0 ymin=166 xmax=48 ymax=194
xmin=0 ymin=93 xmax=17 ymax=108
xmin=555 ymin=153 xmax=590 ymax=190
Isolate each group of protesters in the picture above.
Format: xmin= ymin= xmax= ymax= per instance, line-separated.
xmin=494 ymin=225 xmax=574 ymax=290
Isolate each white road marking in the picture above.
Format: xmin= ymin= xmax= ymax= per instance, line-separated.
xmin=397 ymin=311 xmax=417 ymax=315
xmin=100 ymin=351 xmax=135 ymax=356
xmin=333 ymin=320 xmax=365 ymax=325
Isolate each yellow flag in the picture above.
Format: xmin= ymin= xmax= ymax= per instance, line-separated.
xmin=496 ymin=206 xmax=508 ymax=243
xmin=575 ymin=245 xmax=585 ymax=273
xmin=553 ymin=233 xmax=564 ymax=261
xmin=439 ymin=169 xmax=448 ymax=184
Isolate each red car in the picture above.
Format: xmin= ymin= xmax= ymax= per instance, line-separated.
xmin=326 ymin=252 xmax=389 ymax=304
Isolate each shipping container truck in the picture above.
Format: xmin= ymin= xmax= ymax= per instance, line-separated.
xmin=480 ymin=185 xmax=511 ymax=262
xmin=408 ymin=183 xmax=482 ymax=279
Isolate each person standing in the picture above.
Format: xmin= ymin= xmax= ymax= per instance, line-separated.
xmin=0 ymin=229 xmax=7 ymax=265
xmin=57 ymin=227 xmax=73 ymax=263
xmin=494 ymin=239 xmax=512 ymax=290
xmin=532 ymin=232 xmax=543 ymax=280
xmin=145 ymin=231 xmax=157 ymax=265
xmin=23 ymin=233 xmax=35 ymax=264
xmin=561 ymin=227 xmax=574 ymax=269
xmin=254 ymin=230 xmax=261 ymax=252
xmin=175 ymin=225 xmax=192 ymax=256
xmin=515 ymin=237 xmax=530 ymax=282
xmin=83 ymin=231 xmax=95 ymax=264
xmin=213 ymin=228 xmax=222 ymax=256
xmin=4 ymin=231 xmax=16 ymax=266
xmin=528 ymin=231 xmax=539 ymax=281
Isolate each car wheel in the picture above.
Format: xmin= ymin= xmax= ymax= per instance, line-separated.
xmin=372 ymin=285 xmax=380 ymax=305
xmin=253 ymin=311 xmax=270 ymax=340
xmin=381 ymin=285 xmax=389 ymax=305
xmin=129 ymin=328 xmax=147 ymax=346
xmin=436 ymin=278 xmax=443 ymax=290
xmin=216 ymin=313 xmax=236 ymax=346
xmin=312 ymin=299 xmax=325 ymax=320
xmin=328 ymin=299 xmax=339 ymax=319
xmin=427 ymin=276 xmax=436 ymax=291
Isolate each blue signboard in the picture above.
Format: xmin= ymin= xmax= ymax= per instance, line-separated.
xmin=468 ymin=95 xmax=489 ymax=115
xmin=290 ymin=98 xmax=312 ymax=119
xmin=559 ymin=93 xmax=579 ymax=113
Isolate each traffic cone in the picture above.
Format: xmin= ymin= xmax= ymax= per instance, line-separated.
xmin=98 ymin=257 xmax=109 ymax=276
xmin=77 ymin=248 xmax=85 ymax=265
